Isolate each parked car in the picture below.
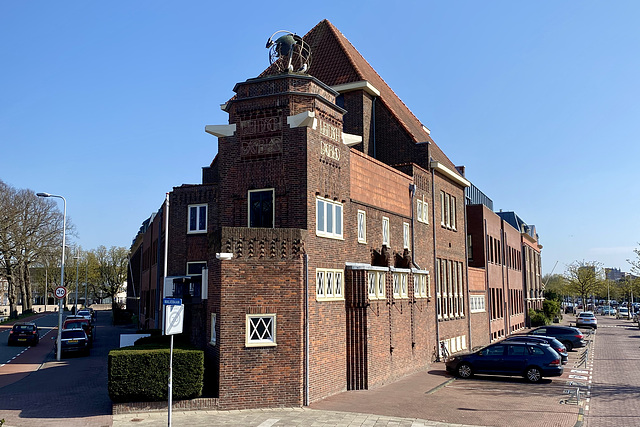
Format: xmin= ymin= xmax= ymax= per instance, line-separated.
xmin=600 ymin=306 xmax=616 ymax=316
xmin=503 ymin=335 xmax=568 ymax=365
xmin=616 ymin=307 xmax=630 ymax=319
xmin=7 ymin=322 xmax=39 ymax=346
xmin=76 ymin=309 xmax=94 ymax=323
xmin=445 ymin=341 xmax=563 ymax=383
xmin=528 ymin=325 xmax=586 ymax=351
xmin=63 ymin=317 xmax=94 ymax=346
xmin=633 ymin=311 xmax=639 ymax=323
xmin=54 ymin=329 xmax=90 ymax=357
xmin=576 ymin=311 xmax=598 ymax=329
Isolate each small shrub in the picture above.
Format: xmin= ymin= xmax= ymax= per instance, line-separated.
xmin=529 ymin=308 xmax=549 ymax=327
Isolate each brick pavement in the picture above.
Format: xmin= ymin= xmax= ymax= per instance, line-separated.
xmin=584 ymin=315 xmax=640 ymax=427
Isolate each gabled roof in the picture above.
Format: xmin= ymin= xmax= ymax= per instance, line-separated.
xmin=301 ymin=19 xmax=458 ymax=172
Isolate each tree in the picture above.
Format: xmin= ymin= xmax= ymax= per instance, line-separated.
xmin=563 ymin=261 xmax=604 ymax=308
xmin=0 ymin=180 xmax=73 ymax=318
xmin=542 ymin=274 xmax=566 ymax=301
xmin=95 ymin=245 xmax=129 ymax=310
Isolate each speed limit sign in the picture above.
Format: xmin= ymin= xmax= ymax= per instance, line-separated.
xmin=54 ymin=286 xmax=67 ymax=299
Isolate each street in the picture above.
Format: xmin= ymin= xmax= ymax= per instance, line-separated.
xmin=0 ymin=312 xmax=638 ymax=426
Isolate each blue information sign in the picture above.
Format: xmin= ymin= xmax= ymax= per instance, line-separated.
xmin=163 ymin=298 xmax=182 ymax=306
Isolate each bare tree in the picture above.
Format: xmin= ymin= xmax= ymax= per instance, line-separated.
xmin=95 ymin=245 xmax=129 ymax=310
xmin=0 ymin=180 xmax=72 ymax=318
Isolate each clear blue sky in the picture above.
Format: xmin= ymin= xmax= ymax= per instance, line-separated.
xmin=2 ymin=1 xmax=639 ymax=276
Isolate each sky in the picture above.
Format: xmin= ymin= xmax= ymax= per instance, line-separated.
xmin=2 ymin=1 xmax=639 ymax=276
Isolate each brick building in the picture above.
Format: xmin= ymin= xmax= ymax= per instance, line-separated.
xmin=130 ymin=20 xmax=478 ymax=408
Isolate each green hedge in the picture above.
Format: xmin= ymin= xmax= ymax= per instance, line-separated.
xmin=108 ymin=347 xmax=204 ymax=402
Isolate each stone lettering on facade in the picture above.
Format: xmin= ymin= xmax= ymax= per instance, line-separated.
xmin=239 ymin=116 xmax=282 ymax=136
xmin=319 ymin=120 xmax=341 ymax=142
xmin=320 ymin=141 xmax=340 ymax=161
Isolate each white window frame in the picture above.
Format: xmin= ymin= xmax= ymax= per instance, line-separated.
xmin=417 ymin=198 xmax=429 ymax=224
xmin=367 ymin=270 xmax=386 ymax=300
xmin=210 ymin=313 xmax=217 ymax=345
xmin=248 ymin=188 xmax=275 ymax=228
xmin=357 ymin=210 xmax=367 ymax=244
xmin=316 ymin=197 xmax=343 ymax=240
xmin=382 ymin=216 xmax=390 ymax=246
xmin=246 ymin=314 xmax=276 ymax=347
xmin=186 ymin=261 xmax=207 ymax=276
xmin=470 ymin=295 xmax=486 ymax=313
xmin=403 ymin=222 xmax=410 ymax=249
xmin=392 ymin=271 xmax=408 ymax=299
xmin=413 ymin=273 xmax=430 ymax=298
xmin=187 ymin=204 xmax=207 ymax=234
xmin=316 ymin=268 xmax=344 ymax=301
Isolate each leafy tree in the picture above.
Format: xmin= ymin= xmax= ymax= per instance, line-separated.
xmin=543 ymin=274 xmax=566 ymax=301
xmin=563 ymin=261 xmax=604 ymax=308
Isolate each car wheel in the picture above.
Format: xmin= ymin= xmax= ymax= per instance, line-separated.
xmin=563 ymin=341 xmax=573 ymax=352
xmin=525 ymin=366 xmax=542 ymax=383
xmin=457 ymin=363 xmax=473 ymax=379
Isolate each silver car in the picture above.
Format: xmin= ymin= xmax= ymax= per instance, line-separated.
xmin=576 ymin=311 xmax=597 ymax=329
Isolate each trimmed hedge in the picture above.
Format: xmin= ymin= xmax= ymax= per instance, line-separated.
xmin=108 ymin=347 xmax=204 ymax=402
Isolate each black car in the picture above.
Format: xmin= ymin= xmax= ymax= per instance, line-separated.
xmin=7 ymin=322 xmax=39 ymax=346
xmin=445 ymin=341 xmax=563 ymax=383
xmin=54 ymin=328 xmax=90 ymax=357
xmin=528 ymin=325 xmax=585 ymax=351
xmin=503 ymin=335 xmax=568 ymax=365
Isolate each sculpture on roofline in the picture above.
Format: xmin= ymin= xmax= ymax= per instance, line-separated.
xmin=265 ymin=30 xmax=311 ymax=74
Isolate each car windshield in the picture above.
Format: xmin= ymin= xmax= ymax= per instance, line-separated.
xmin=62 ymin=330 xmax=86 ymax=339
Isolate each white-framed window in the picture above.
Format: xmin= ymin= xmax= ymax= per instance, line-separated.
xmin=357 ymin=210 xmax=367 ymax=244
xmin=403 ymin=222 xmax=410 ymax=249
xmin=417 ymin=198 xmax=429 ymax=224
xmin=316 ymin=197 xmax=343 ymax=239
xmin=316 ymin=268 xmax=344 ymax=301
xmin=382 ymin=216 xmax=390 ymax=246
xmin=436 ymin=261 xmax=442 ymax=319
xmin=367 ymin=270 xmax=387 ymax=300
xmin=470 ymin=295 xmax=486 ymax=313
xmin=246 ymin=314 xmax=276 ymax=347
xmin=393 ymin=272 xmax=409 ymax=299
xmin=210 ymin=313 xmax=217 ymax=345
xmin=188 ymin=204 xmax=207 ymax=234
xmin=413 ymin=273 xmax=430 ymax=298
xmin=248 ymin=188 xmax=274 ymax=228
xmin=187 ymin=261 xmax=207 ymax=276
xmin=440 ymin=191 xmax=457 ymax=231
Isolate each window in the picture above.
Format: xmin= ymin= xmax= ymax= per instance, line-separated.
xmin=187 ymin=261 xmax=207 ymax=276
xmin=357 ymin=210 xmax=366 ymax=244
xmin=367 ymin=270 xmax=387 ymax=300
xmin=413 ymin=273 xmax=430 ymax=298
xmin=246 ymin=314 xmax=276 ymax=347
xmin=316 ymin=197 xmax=343 ymax=239
xmin=403 ymin=222 xmax=410 ymax=249
xmin=470 ymin=295 xmax=485 ymax=313
xmin=316 ymin=268 xmax=344 ymax=301
xmin=417 ymin=198 xmax=429 ymax=224
xmin=440 ymin=191 xmax=457 ymax=231
xmin=188 ymin=204 xmax=207 ymax=233
xmin=393 ymin=272 xmax=408 ymax=298
xmin=382 ymin=216 xmax=390 ymax=246
xmin=210 ymin=313 xmax=217 ymax=345
xmin=436 ymin=257 xmax=465 ymax=320
xmin=248 ymin=189 xmax=274 ymax=228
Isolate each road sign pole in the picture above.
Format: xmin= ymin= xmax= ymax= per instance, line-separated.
xmin=57 ymin=297 xmax=63 ymax=360
xmin=168 ymin=333 xmax=173 ymax=427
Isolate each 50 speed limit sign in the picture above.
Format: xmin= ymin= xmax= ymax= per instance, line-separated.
xmin=54 ymin=286 xmax=67 ymax=299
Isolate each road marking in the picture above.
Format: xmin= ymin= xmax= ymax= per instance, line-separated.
xmin=257 ymin=419 xmax=280 ymax=427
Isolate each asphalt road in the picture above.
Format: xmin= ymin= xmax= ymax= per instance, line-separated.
xmin=0 ymin=309 xmax=131 ymax=427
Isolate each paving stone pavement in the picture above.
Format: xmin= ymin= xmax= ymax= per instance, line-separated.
xmin=584 ymin=316 xmax=640 ymax=427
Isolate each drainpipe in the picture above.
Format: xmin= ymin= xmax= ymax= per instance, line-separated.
xmin=464 ymin=202 xmax=472 ymax=350
xmin=502 ymin=229 xmax=509 ymax=336
xmin=484 ymin=219 xmax=491 ymax=341
xmin=304 ymin=253 xmax=309 ymax=406
xmin=431 ymin=164 xmax=440 ymax=360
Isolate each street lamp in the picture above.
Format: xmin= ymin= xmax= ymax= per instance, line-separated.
xmin=37 ymin=192 xmax=66 ymax=361
xmin=74 ymin=248 xmax=80 ymax=313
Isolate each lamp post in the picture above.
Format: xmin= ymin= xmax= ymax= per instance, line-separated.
xmin=37 ymin=192 xmax=66 ymax=361
xmin=74 ymin=248 xmax=80 ymax=313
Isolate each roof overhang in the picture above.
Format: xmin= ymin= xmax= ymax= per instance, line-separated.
xmin=331 ymin=80 xmax=381 ymax=97
xmin=429 ymin=161 xmax=471 ymax=188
